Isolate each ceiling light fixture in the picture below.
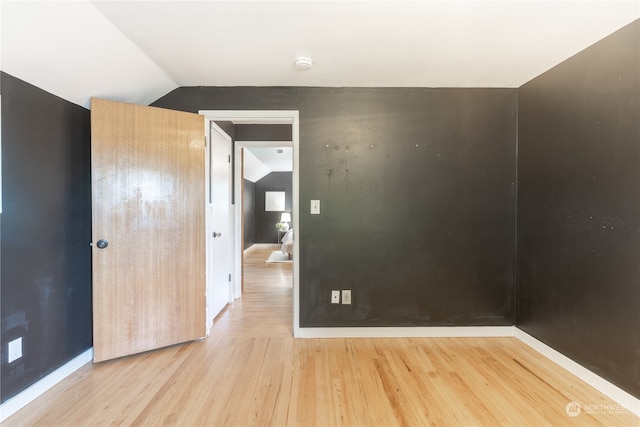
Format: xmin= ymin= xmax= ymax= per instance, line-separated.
xmin=294 ymin=56 xmax=313 ymax=70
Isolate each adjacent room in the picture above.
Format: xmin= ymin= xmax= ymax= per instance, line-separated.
xmin=1 ymin=1 xmax=638 ymax=425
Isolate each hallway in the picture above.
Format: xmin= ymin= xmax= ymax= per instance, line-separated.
xmin=211 ymin=244 xmax=293 ymax=338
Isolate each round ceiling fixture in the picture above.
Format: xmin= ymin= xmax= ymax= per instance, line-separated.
xmin=294 ymin=56 xmax=313 ymax=70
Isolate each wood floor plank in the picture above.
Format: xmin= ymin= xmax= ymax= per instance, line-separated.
xmin=4 ymin=244 xmax=638 ymax=426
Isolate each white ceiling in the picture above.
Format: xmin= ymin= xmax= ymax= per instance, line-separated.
xmin=91 ymin=0 xmax=639 ymax=88
xmin=1 ymin=1 xmax=638 ymax=109
xmin=243 ymin=146 xmax=293 ymax=182
xmin=1 ymin=1 xmax=177 ymax=107
xmin=249 ymin=146 xmax=293 ymax=173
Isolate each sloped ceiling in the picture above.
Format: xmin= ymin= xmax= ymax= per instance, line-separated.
xmin=0 ymin=1 xmax=177 ymax=108
xmin=243 ymin=148 xmax=273 ymax=183
xmin=1 ymin=1 xmax=638 ymax=109
xmin=249 ymin=147 xmax=293 ymax=172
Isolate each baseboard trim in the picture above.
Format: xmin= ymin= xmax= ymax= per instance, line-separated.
xmin=514 ymin=328 xmax=640 ymax=418
xmin=0 ymin=347 xmax=93 ymax=422
xmin=298 ymin=325 xmax=515 ymax=339
xmin=299 ymin=326 xmax=639 ymax=417
xmin=2 ymin=331 xmax=636 ymax=420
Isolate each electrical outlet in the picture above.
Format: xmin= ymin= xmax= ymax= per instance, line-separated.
xmin=8 ymin=337 xmax=22 ymax=363
xmin=342 ymin=290 xmax=352 ymax=305
xmin=331 ymin=290 xmax=340 ymax=304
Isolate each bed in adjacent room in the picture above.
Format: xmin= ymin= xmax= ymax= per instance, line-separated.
xmin=280 ymin=229 xmax=293 ymax=259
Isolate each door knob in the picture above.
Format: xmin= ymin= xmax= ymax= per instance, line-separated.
xmin=96 ymin=239 xmax=109 ymax=249
xmin=213 ymin=232 xmax=221 ymax=238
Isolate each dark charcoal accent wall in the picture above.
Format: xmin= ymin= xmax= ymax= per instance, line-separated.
xmin=214 ymin=121 xmax=235 ymax=138
xmin=152 ymin=87 xmax=517 ymax=327
xmin=517 ymin=20 xmax=640 ymax=398
xmin=243 ymin=179 xmax=256 ymax=249
xmin=1 ymin=73 xmax=92 ymax=402
xmin=235 ymin=124 xmax=292 ymax=141
xmin=254 ymin=172 xmax=293 ymax=244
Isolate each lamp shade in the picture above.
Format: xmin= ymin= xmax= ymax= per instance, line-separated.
xmin=280 ymin=212 xmax=291 ymax=223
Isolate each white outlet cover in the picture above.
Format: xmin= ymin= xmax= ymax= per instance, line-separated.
xmin=342 ymin=290 xmax=352 ymax=305
xmin=331 ymin=290 xmax=340 ymax=304
xmin=8 ymin=337 xmax=22 ymax=363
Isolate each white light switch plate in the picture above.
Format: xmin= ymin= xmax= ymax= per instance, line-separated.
xmin=311 ymin=200 xmax=320 ymax=214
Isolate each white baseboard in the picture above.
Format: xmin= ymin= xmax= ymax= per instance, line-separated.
xmin=514 ymin=328 xmax=640 ymax=418
xmin=299 ymin=326 xmax=639 ymax=417
xmin=0 ymin=348 xmax=93 ymax=422
xmin=2 ymin=330 xmax=637 ymax=421
xmin=297 ymin=325 xmax=515 ymax=339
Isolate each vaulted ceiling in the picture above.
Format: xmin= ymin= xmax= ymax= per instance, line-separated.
xmin=1 ymin=1 xmax=638 ymax=109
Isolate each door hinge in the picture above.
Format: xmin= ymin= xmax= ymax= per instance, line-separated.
xmin=204 ymin=136 xmax=207 ymax=147
xmin=228 ymin=154 xmax=231 ymax=163
xmin=228 ymin=273 xmax=232 ymax=282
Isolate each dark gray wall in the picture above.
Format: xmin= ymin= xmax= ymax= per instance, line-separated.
xmin=153 ymin=87 xmax=517 ymax=327
xmin=243 ymin=179 xmax=256 ymax=249
xmin=214 ymin=121 xmax=235 ymax=138
xmin=1 ymin=72 xmax=92 ymax=402
xmin=235 ymin=124 xmax=292 ymax=142
xmin=3 ymin=19 xmax=635 ymax=404
xmin=517 ymin=20 xmax=640 ymax=398
xmin=254 ymin=172 xmax=293 ymax=244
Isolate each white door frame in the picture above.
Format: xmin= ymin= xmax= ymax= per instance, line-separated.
xmin=199 ymin=110 xmax=300 ymax=337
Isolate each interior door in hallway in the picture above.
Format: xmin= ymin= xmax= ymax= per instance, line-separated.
xmin=207 ymin=122 xmax=233 ymax=327
xmin=91 ymin=98 xmax=206 ymax=362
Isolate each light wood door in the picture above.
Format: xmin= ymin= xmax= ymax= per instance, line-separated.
xmin=91 ymin=98 xmax=206 ymax=362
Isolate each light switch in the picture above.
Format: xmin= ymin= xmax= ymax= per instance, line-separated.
xmin=311 ymin=200 xmax=320 ymax=214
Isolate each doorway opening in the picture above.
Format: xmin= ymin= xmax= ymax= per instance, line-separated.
xmin=200 ymin=110 xmax=300 ymax=337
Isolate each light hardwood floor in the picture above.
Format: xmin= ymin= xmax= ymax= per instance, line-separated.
xmin=5 ymin=245 xmax=638 ymax=426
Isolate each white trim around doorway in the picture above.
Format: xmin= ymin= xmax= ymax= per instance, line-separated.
xmin=198 ymin=110 xmax=300 ymax=337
